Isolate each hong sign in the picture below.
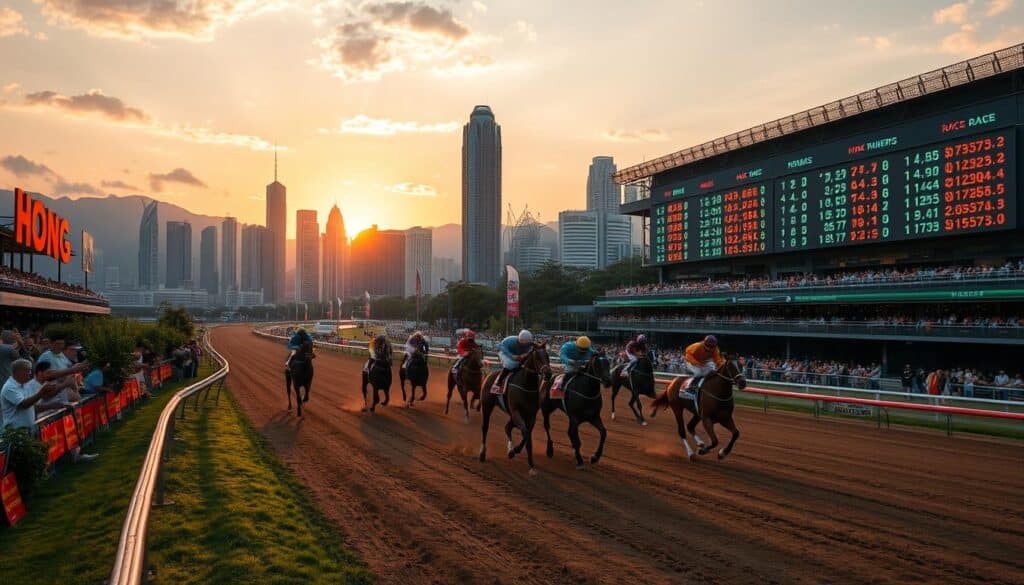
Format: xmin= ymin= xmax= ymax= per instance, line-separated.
xmin=14 ymin=188 xmax=72 ymax=263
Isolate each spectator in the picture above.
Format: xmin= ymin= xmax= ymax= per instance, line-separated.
xmin=900 ymin=364 xmax=913 ymax=393
xmin=994 ymin=370 xmax=1010 ymax=386
xmin=82 ymin=362 xmax=114 ymax=396
xmin=0 ymin=330 xmax=22 ymax=384
xmin=1 ymin=359 xmax=60 ymax=430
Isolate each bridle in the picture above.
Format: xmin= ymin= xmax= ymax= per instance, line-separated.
xmin=704 ymin=359 xmax=745 ymax=401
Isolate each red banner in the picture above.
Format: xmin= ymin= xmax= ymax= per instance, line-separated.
xmin=506 ymin=265 xmax=520 ymax=318
xmin=40 ymin=421 xmax=66 ymax=464
xmin=150 ymin=368 xmax=160 ymax=388
xmin=106 ymin=392 xmax=119 ymax=419
xmin=98 ymin=399 xmax=109 ymax=427
xmin=0 ymin=450 xmax=6 ymax=475
xmin=80 ymin=402 xmax=97 ymax=438
xmin=62 ymin=415 xmax=79 ymax=452
xmin=1 ymin=473 xmax=26 ymax=526
xmin=160 ymin=364 xmax=172 ymax=381
xmin=119 ymin=390 xmax=130 ymax=410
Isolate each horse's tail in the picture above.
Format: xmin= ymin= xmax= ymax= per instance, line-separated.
xmin=649 ymin=387 xmax=671 ymax=419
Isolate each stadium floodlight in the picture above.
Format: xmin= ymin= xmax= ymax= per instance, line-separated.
xmin=614 ymin=42 xmax=1024 ymax=186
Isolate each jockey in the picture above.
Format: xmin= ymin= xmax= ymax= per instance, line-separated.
xmin=364 ymin=334 xmax=391 ymax=373
xmin=451 ymin=329 xmax=480 ymax=376
xmin=684 ymin=335 xmax=725 ymax=390
xmin=557 ymin=336 xmax=593 ymax=391
xmin=622 ymin=334 xmax=648 ymax=377
xmin=286 ymin=327 xmax=314 ymax=367
xmin=493 ymin=329 xmax=534 ymax=389
xmin=401 ymin=331 xmax=430 ymax=373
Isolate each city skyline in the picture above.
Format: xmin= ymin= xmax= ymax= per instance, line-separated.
xmin=3 ymin=1 xmax=1019 ymax=240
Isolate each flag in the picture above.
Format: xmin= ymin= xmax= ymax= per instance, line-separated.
xmin=505 ymin=265 xmax=520 ymax=318
xmin=364 ymin=291 xmax=371 ymax=319
xmin=415 ymin=269 xmax=422 ymax=319
xmin=336 ymin=297 xmax=342 ymax=318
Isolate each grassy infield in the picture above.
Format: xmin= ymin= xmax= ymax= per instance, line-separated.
xmin=0 ymin=364 xmax=371 ymax=585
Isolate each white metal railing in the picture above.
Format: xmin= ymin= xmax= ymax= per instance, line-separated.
xmin=109 ymin=332 xmax=229 ymax=585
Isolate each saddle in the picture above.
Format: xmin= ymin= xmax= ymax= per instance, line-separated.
xmin=550 ymin=373 xmax=568 ymax=399
xmin=679 ymin=378 xmax=700 ymax=414
xmin=490 ymin=371 xmax=512 ymax=395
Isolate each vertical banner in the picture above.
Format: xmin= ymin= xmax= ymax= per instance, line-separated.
xmin=1 ymin=472 xmax=26 ymax=526
xmin=81 ymin=230 xmax=94 ymax=273
xmin=40 ymin=421 xmax=66 ymax=464
xmin=364 ymin=291 xmax=371 ymax=319
xmin=62 ymin=414 xmax=79 ymax=452
xmin=415 ymin=269 xmax=422 ymax=322
xmin=506 ymin=265 xmax=520 ymax=318
xmin=336 ymin=297 xmax=342 ymax=320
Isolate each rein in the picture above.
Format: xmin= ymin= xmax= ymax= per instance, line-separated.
xmin=702 ymin=364 xmax=745 ymax=402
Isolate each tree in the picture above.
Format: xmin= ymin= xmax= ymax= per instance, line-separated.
xmin=157 ymin=302 xmax=195 ymax=339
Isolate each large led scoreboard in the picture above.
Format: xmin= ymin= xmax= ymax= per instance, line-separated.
xmin=650 ymin=96 xmax=1020 ymax=264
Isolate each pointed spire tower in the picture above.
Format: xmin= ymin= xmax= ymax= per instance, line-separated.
xmin=265 ymin=146 xmax=287 ymax=303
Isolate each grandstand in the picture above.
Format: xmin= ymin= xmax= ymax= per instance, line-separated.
xmin=603 ymin=45 xmax=1024 ymax=392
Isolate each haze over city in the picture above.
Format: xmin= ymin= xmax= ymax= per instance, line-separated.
xmin=2 ymin=0 xmax=1021 ymax=239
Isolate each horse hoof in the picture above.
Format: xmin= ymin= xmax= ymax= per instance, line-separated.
xmin=576 ymin=463 xmax=586 ymax=470
xmin=698 ymin=447 xmax=709 ymax=456
xmin=718 ymin=450 xmax=727 ymax=460
xmin=463 ymin=415 xmax=470 ymax=425
xmin=287 ymin=406 xmax=292 ymax=411
xmin=641 ymin=421 xmax=648 ymax=427
xmin=303 ymin=397 xmax=309 ymax=403
xmin=611 ymin=412 xmax=616 ymax=420
xmin=546 ymin=445 xmax=554 ymax=458
xmin=688 ymin=453 xmax=696 ymax=462
xmin=590 ymin=455 xmax=600 ymax=465
xmin=528 ymin=468 xmax=539 ymax=477
xmin=507 ymin=450 xmax=515 ymax=459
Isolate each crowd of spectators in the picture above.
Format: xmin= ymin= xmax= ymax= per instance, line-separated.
xmin=0 ymin=265 xmax=104 ymax=302
xmin=601 ymin=309 xmax=1024 ymax=330
xmin=606 ymin=261 xmax=1024 ymax=297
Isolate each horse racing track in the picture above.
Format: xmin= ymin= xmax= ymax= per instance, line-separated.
xmin=211 ymin=326 xmax=1023 ymax=585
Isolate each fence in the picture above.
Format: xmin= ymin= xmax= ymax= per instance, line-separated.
xmin=109 ymin=332 xmax=229 ymax=585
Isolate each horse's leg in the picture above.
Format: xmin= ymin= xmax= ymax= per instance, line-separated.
xmin=674 ymin=403 xmax=696 ymax=461
xmin=419 ymin=378 xmax=427 ymax=401
xmin=567 ymin=417 xmax=584 ymax=468
xmin=610 ymin=380 xmax=619 ymax=420
xmin=686 ymin=411 xmax=706 ymax=449
xmin=361 ymin=371 xmax=369 ymax=412
xmin=504 ymin=418 xmax=517 ymax=459
xmin=296 ymin=385 xmax=303 ymax=417
xmin=286 ymin=371 xmax=293 ymax=412
xmin=718 ymin=415 xmax=740 ymax=460
xmin=523 ymin=412 xmax=538 ymax=475
xmin=459 ymin=383 xmax=470 ymax=424
xmin=445 ymin=377 xmax=454 ymax=415
xmin=697 ymin=415 xmax=720 ymax=456
xmin=629 ymin=390 xmax=647 ymax=426
xmin=590 ymin=416 xmax=608 ymax=464
xmin=479 ymin=397 xmax=494 ymax=462
xmin=399 ymin=369 xmax=408 ymax=405
xmin=542 ymin=401 xmax=555 ymax=458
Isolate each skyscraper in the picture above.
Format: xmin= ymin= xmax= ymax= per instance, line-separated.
xmin=404 ymin=226 xmax=432 ymax=297
xmin=295 ymin=210 xmax=320 ymax=302
xmin=200 ymin=225 xmax=218 ymax=295
xmin=221 ymin=217 xmax=238 ymax=295
xmin=137 ymin=201 xmax=158 ymax=289
xmin=165 ymin=221 xmax=192 ymax=289
xmin=586 ymin=156 xmax=619 ymax=213
xmin=462 ymin=105 xmax=502 ymax=286
xmin=265 ymin=152 xmax=287 ymax=303
xmin=240 ymin=224 xmax=270 ymax=294
xmin=322 ymin=204 xmax=347 ymax=304
xmin=350 ymin=225 xmax=405 ymax=297
xmin=558 ymin=210 xmax=633 ymax=269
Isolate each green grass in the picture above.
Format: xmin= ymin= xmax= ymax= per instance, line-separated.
xmin=0 ymin=365 xmax=216 ymax=584
xmin=146 ymin=388 xmax=371 ymax=584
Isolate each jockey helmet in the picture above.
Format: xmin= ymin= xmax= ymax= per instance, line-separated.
xmin=375 ymin=334 xmax=387 ymax=344
xmin=296 ymin=327 xmax=307 ymax=335
xmin=576 ymin=336 xmax=591 ymax=349
xmin=464 ymin=329 xmax=476 ymax=339
xmin=636 ymin=334 xmax=647 ymax=344
xmin=704 ymin=334 xmax=718 ymax=347
xmin=517 ymin=329 xmax=533 ymax=344
xmin=412 ymin=331 xmax=423 ymax=339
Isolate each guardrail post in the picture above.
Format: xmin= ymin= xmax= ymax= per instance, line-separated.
xmin=946 ymin=414 xmax=953 ymax=436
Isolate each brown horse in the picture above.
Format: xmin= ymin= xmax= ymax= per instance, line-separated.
xmin=541 ymin=352 xmax=611 ymax=468
xmin=285 ymin=340 xmax=314 ymax=417
xmin=479 ymin=342 xmax=551 ymax=475
xmin=650 ymin=358 xmax=745 ymax=461
xmin=446 ymin=346 xmax=483 ymax=422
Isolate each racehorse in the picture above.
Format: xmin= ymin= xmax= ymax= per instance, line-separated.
xmin=479 ymin=342 xmax=551 ymax=475
xmin=285 ymin=340 xmax=314 ymax=417
xmin=650 ymin=357 xmax=745 ymax=461
xmin=609 ymin=355 xmax=657 ymax=425
xmin=446 ymin=346 xmax=483 ymax=422
xmin=362 ymin=347 xmax=393 ymax=413
xmin=541 ymin=352 xmax=611 ymax=468
xmin=399 ymin=350 xmax=429 ymax=407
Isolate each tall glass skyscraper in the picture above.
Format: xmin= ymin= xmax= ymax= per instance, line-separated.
xmin=265 ymin=152 xmax=287 ymax=303
xmin=586 ymin=156 xmax=619 ymax=213
xmin=221 ymin=217 xmax=239 ymax=294
xmin=200 ymin=225 xmax=218 ymax=295
xmin=138 ymin=201 xmax=159 ymax=289
xmin=165 ymin=221 xmax=192 ymax=289
xmin=462 ymin=105 xmax=502 ymax=287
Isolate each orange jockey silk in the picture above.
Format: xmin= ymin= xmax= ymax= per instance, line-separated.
xmin=685 ymin=341 xmax=725 ymax=368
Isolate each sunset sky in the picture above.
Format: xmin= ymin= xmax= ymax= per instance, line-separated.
xmin=1 ymin=0 xmax=1021 ymax=238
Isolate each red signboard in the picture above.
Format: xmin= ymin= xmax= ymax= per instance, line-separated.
xmin=39 ymin=421 xmax=66 ymax=464
xmin=0 ymin=450 xmax=6 ymax=475
xmin=160 ymin=364 xmax=172 ymax=381
xmin=1 ymin=473 xmax=26 ymax=526
xmin=62 ymin=414 xmax=79 ymax=452
xmin=13 ymin=188 xmax=72 ymax=263
xmin=106 ymin=392 xmax=119 ymax=419
xmin=80 ymin=402 xmax=97 ymax=439
xmin=150 ymin=369 xmax=160 ymax=388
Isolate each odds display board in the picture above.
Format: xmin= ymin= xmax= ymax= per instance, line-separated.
xmin=650 ymin=96 xmax=1019 ymax=265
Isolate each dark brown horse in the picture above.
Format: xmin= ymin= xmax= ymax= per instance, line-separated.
xmin=609 ymin=355 xmax=656 ymax=425
xmin=285 ymin=340 xmax=314 ymax=417
xmin=399 ymin=349 xmax=429 ymax=407
xmin=541 ymin=352 xmax=611 ymax=468
xmin=650 ymin=358 xmax=745 ymax=461
xmin=479 ymin=342 xmax=551 ymax=475
xmin=362 ymin=344 xmax=393 ymax=413
xmin=446 ymin=346 xmax=483 ymax=422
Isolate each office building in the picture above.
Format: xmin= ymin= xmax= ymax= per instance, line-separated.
xmin=462 ymin=105 xmax=502 ymax=286
xmin=138 ymin=201 xmax=158 ymax=289
xmin=265 ymin=153 xmax=287 ymax=303
xmin=199 ymin=225 xmax=218 ymax=295
xmin=295 ymin=210 xmax=320 ymax=302
xmin=350 ymin=225 xmax=405 ymax=297
xmin=404 ymin=226 xmax=432 ymax=297
xmin=322 ymin=204 xmax=348 ymax=304
xmin=221 ymin=217 xmax=239 ymax=295
xmin=165 ymin=221 xmax=192 ymax=289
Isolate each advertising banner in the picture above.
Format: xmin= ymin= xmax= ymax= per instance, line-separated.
xmin=506 ymin=265 xmax=520 ymax=318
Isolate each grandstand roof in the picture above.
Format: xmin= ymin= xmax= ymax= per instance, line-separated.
xmin=614 ymin=43 xmax=1024 ymax=185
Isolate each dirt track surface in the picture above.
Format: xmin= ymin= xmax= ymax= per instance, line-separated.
xmin=212 ymin=326 xmax=1024 ymax=585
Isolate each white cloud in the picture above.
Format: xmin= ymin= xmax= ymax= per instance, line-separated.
xmin=321 ymin=114 xmax=459 ymax=136
xmin=0 ymin=8 xmax=28 ymax=37
xmin=472 ymin=1 xmax=488 ymax=13
xmin=2 ymin=83 xmax=20 ymax=94
xmin=940 ymin=23 xmax=1023 ymax=54
xmin=515 ymin=20 xmax=537 ymax=42
xmin=934 ymin=2 xmax=971 ymax=25
xmin=856 ymin=35 xmax=892 ymax=50
xmin=385 ymin=182 xmax=437 ymax=197
xmin=986 ymin=0 xmax=1013 ymax=15
xmin=603 ymin=129 xmax=671 ymax=143
xmin=35 ymin=0 xmax=288 ymax=41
